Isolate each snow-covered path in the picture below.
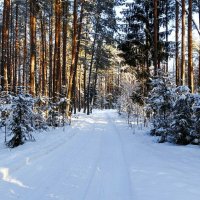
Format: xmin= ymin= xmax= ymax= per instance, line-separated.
xmin=0 ymin=110 xmax=200 ymax=200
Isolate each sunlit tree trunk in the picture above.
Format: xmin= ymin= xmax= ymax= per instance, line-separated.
xmin=7 ymin=2 xmax=13 ymax=91
xmin=176 ymin=1 xmax=180 ymax=86
xmin=14 ymin=3 xmax=19 ymax=92
xmin=40 ymin=13 xmax=47 ymax=96
xmin=53 ymin=0 xmax=62 ymax=98
xmin=87 ymin=17 xmax=99 ymax=115
xmin=181 ymin=0 xmax=186 ymax=86
xmin=188 ymin=0 xmax=193 ymax=93
xmin=72 ymin=2 xmax=84 ymax=114
xmin=62 ymin=0 xmax=69 ymax=93
xmin=49 ymin=1 xmax=53 ymax=98
xmin=23 ymin=0 xmax=28 ymax=89
xmin=30 ymin=0 xmax=36 ymax=96
xmin=66 ymin=0 xmax=78 ymax=117
xmin=1 ymin=0 xmax=10 ymax=92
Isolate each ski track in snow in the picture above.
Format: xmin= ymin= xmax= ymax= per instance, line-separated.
xmin=0 ymin=110 xmax=200 ymax=200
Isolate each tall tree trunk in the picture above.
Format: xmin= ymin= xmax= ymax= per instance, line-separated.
xmin=14 ymin=3 xmax=19 ymax=92
xmin=72 ymin=2 xmax=84 ymax=114
xmin=78 ymin=64 xmax=82 ymax=112
xmin=198 ymin=0 xmax=200 ymax=87
xmin=30 ymin=0 xmax=36 ymax=96
xmin=7 ymin=1 xmax=13 ymax=90
xmin=153 ymin=0 xmax=158 ymax=75
xmin=83 ymin=32 xmax=87 ymax=113
xmin=66 ymin=0 xmax=78 ymax=117
xmin=49 ymin=2 xmax=53 ymax=98
xmin=188 ymin=0 xmax=194 ymax=92
xmin=23 ymin=0 xmax=28 ymax=89
xmin=181 ymin=0 xmax=186 ymax=86
xmin=176 ymin=1 xmax=180 ymax=86
xmin=165 ymin=0 xmax=169 ymax=73
xmin=62 ymin=0 xmax=69 ymax=93
xmin=1 ymin=0 xmax=10 ymax=92
xmin=40 ymin=13 xmax=47 ymax=96
xmin=53 ymin=0 xmax=62 ymax=99
xmin=86 ymin=17 xmax=99 ymax=115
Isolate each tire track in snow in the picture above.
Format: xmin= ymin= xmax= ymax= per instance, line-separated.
xmin=80 ymin=111 xmax=134 ymax=200
xmin=106 ymin=112 xmax=136 ymax=200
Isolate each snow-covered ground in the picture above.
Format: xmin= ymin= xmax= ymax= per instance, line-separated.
xmin=0 ymin=110 xmax=200 ymax=200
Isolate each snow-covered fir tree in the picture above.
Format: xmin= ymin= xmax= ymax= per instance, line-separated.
xmin=191 ymin=93 xmax=200 ymax=144
xmin=170 ymin=86 xmax=194 ymax=145
xmin=7 ymin=91 xmax=35 ymax=148
xmin=147 ymin=73 xmax=175 ymax=142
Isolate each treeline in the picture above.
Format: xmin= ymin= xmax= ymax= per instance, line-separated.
xmin=0 ymin=0 xmax=123 ymax=116
xmin=119 ymin=0 xmax=200 ymax=93
xmin=118 ymin=0 xmax=200 ymax=145
xmin=0 ymin=0 xmax=124 ymax=147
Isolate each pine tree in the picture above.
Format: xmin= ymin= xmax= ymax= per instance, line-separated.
xmin=170 ymin=86 xmax=194 ymax=145
xmin=147 ymin=72 xmax=175 ymax=142
xmin=7 ymin=90 xmax=35 ymax=148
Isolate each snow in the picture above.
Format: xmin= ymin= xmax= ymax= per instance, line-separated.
xmin=0 ymin=110 xmax=200 ymax=200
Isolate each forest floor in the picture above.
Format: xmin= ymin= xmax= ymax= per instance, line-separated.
xmin=0 ymin=110 xmax=200 ymax=200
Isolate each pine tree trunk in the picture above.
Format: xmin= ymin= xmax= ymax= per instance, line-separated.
xmin=10 ymin=2 xmax=14 ymax=92
xmin=83 ymin=36 xmax=87 ymax=113
xmin=7 ymin=1 xmax=13 ymax=90
xmin=198 ymin=0 xmax=200 ymax=87
xmin=188 ymin=0 xmax=194 ymax=93
xmin=1 ymin=0 xmax=10 ymax=92
xmin=49 ymin=2 xmax=53 ymax=98
xmin=86 ymin=18 xmax=99 ymax=115
xmin=62 ymin=0 xmax=69 ymax=93
xmin=72 ymin=2 xmax=84 ymax=114
xmin=66 ymin=0 xmax=78 ymax=117
xmin=181 ymin=0 xmax=186 ymax=86
xmin=176 ymin=1 xmax=180 ymax=86
xmin=153 ymin=0 xmax=158 ymax=75
xmin=14 ymin=3 xmax=19 ymax=92
xmin=30 ymin=0 xmax=36 ymax=96
xmin=40 ymin=13 xmax=47 ymax=96
xmin=54 ymin=0 xmax=62 ymax=99
xmin=23 ymin=0 xmax=28 ymax=89
xmin=165 ymin=0 xmax=169 ymax=73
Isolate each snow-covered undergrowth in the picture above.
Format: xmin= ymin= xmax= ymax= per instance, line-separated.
xmin=0 ymin=110 xmax=200 ymax=200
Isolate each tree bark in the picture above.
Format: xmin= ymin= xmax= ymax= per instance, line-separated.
xmin=54 ymin=0 xmax=62 ymax=99
xmin=62 ymin=0 xmax=69 ymax=93
xmin=49 ymin=1 xmax=53 ymax=98
xmin=1 ymin=0 xmax=10 ymax=92
xmin=188 ymin=0 xmax=193 ymax=92
xmin=30 ymin=0 xmax=36 ymax=96
xmin=176 ymin=1 xmax=180 ymax=86
xmin=66 ymin=0 xmax=78 ymax=117
xmin=153 ymin=0 xmax=158 ymax=75
xmin=72 ymin=2 xmax=84 ymax=114
xmin=14 ymin=3 xmax=19 ymax=92
xmin=181 ymin=0 xmax=186 ymax=86
xmin=87 ymin=17 xmax=99 ymax=115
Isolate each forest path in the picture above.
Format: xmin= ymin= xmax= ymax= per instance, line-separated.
xmin=1 ymin=110 xmax=200 ymax=200
xmin=0 ymin=110 xmax=134 ymax=200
